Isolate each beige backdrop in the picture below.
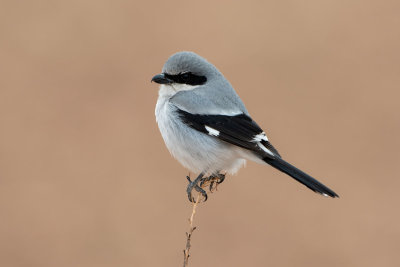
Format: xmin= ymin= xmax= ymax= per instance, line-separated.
xmin=1 ymin=1 xmax=399 ymax=266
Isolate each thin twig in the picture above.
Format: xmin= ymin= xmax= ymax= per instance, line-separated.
xmin=182 ymin=174 xmax=221 ymax=266
xmin=183 ymin=193 xmax=201 ymax=267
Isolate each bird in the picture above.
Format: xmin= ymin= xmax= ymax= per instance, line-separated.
xmin=152 ymin=51 xmax=338 ymax=202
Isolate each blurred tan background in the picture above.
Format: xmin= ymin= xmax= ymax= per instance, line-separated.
xmin=1 ymin=0 xmax=399 ymax=266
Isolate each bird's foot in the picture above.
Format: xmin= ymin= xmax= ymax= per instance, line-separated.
xmin=200 ymin=173 xmax=226 ymax=192
xmin=186 ymin=175 xmax=208 ymax=203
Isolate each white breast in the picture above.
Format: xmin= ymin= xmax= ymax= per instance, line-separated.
xmin=155 ymin=86 xmax=246 ymax=175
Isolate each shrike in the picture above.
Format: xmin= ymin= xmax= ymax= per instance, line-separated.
xmin=152 ymin=51 xmax=338 ymax=202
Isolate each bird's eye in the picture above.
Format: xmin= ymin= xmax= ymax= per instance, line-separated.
xmin=181 ymin=72 xmax=191 ymax=82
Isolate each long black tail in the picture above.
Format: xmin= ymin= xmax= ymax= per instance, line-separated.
xmin=263 ymin=157 xmax=339 ymax=198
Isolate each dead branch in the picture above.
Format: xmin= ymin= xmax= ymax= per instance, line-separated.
xmin=183 ymin=193 xmax=200 ymax=267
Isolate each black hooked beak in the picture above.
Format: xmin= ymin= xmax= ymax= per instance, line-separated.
xmin=151 ymin=73 xmax=173 ymax=84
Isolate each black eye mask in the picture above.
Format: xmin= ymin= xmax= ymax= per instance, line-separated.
xmin=164 ymin=72 xmax=207 ymax=86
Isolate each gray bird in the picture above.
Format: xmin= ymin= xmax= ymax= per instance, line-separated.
xmin=152 ymin=51 xmax=338 ymax=202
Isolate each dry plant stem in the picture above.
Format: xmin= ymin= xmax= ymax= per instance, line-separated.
xmin=183 ymin=193 xmax=201 ymax=267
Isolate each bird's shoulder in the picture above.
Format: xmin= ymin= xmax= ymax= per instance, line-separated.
xmin=170 ymin=81 xmax=247 ymax=116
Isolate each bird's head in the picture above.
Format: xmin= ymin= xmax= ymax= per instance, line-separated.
xmin=151 ymin=51 xmax=221 ymax=92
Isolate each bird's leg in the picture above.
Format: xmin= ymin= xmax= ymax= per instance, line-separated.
xmin=186 ymin=173 xmax=208 ymax=202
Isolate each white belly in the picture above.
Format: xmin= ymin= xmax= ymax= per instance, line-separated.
xmin=155 ymin=94 xmax=246 ymax=175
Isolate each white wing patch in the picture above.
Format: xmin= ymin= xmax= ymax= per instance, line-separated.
xmin=205 ymin=125 xmax=220 ymax=136
xmin=257 ymin=142 xmax=275 ymax=157
xmin=253 ymin=132 xmax=269 ymax=142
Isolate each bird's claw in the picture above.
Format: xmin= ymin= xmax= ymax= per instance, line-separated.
xmin=186 ymin=176 xmax=208 ymax=202
xmin=199 ymin=173 xmax=226 ymax=192
xmin=186 ymin=173 xmax=226 ymax=202
xmin=216 ymin=173 xmax=226 ymax=184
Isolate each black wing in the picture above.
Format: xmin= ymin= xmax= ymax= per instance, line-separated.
xmin=177 ymin=109 xmax=339 ymax=198
xmin=176 ymin=109 xmax=280 ymax=159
